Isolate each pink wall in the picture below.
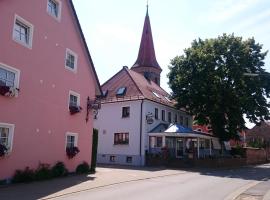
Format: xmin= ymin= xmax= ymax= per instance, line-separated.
xmin=0 ymin=0 xmax=98 ymax=179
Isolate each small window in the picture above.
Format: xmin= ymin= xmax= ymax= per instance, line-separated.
xmin=68 ymin=91 xmax=80 ymax=108
xmin=0 ymin=63 xmax=20 ymax=96
xmin=102 ymin=90 xmax=108 ymax=97
xmin=164 ymin=96 xmax=172 ymax=102
xmin=116 ymin=87 xmax=126 ymax=96
xmin=126 ymin=156 xmax=132 ymax=163
xmin=168 ymin=112 xmax=172 ymax=123
xmin=65 ymin=49 xmax=78 ymax=72
xmin=152 ymin=91 xmax=160 ymax=98
xmin=122 ymin=107 xmax=130 ymax=118
xmin=162 ymin=110 xmax=165 ymax=121
xmin=156 ymin=137 xmax=162 ymax=148
xmin=174 ymin=114 xmax=178 ymax=123
xmin=47 ymin=0 xmax=61 ymax=20
xmin=110 ymin=155 xmax=116 ymax=162
xmin=180 ymin=116 xmax=184 ymax=125
xmin=185 ymin=117 xmax=189 ymax=127
xmin=0 ymin=123 xmax=15 ymax=153
xmin=154 ymin=108 xmax=158 ymax=119
xmin=114 ymin=133 xmax=129 ymax=145
xmin=66 ymin=132 xmax=78 ymax=148
xmin=13 ymin=15 xmax=34 ymax=49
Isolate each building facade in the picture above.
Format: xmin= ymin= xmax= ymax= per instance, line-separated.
xmin=94 ymin=8 xmax=192 ymax=166
xmin=0 ymin=0 xmax=101 ymax=180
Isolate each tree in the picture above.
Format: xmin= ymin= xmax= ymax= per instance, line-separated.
xmin=168 ymin=34 xmax=270 ymax=141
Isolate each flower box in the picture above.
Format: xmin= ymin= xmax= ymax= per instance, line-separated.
xmin=69 ymin=105 xmax=82 ymax=115
xmin=0 ymin=144 xmax=8 ymax=157
xmin=66 ymin=146 xmax=80 ymax=159
xmin=0 ymin=85 xmax=19 ymax=97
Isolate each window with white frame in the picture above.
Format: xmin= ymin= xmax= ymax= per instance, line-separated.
xmin=0 ymin=63 xmax=20 ymax=91
xmin=66 ymin=132 xmax=78 ymax=148
xmin=69 ymin=91 xmax=80 ymax=107
xmin=13 ymin=15 xmax=33 ymax=49
xmin=65 ymin=49 xmax=78 ymax=72
xmin=47 ymin=0 xmax=61 ymax=20
xmin=0 ymin=123 xmax=15 ymax=153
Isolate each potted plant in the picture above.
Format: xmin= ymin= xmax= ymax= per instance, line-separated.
xmin=0 ymin=144 xmax=8 ymax=157
xmin=66 ymin=146 xmax=80 ymax=159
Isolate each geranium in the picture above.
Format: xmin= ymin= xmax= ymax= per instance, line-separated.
xmin=66 ymin=146 xmax=80 ymax=159
xmin=0 ymin=144 xmax=8 ymax=157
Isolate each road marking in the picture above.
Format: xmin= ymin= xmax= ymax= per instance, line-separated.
xmin=224 ymin=181 xmax=261 ymax=200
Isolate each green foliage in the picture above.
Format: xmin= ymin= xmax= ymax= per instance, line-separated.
xmin=12 ymin=167 xmax=35 ymax=183
xmin=51 ymin=161 xmax=68 ymax=177
xmin=231 ymin=146 xmax=246 ymax=157
xmin=76 ymin=162 xmax=90 ymax=174
xmin=168 ymin=34 xmax=270 ymax=141
xmin=90 ymin=128 xmax=98 ymax=172
xmin=35 ymin=163 xmax=52 ymax=181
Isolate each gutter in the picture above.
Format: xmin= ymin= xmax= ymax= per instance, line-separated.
xmin=139 ymin=99 xmax=144 ymax=158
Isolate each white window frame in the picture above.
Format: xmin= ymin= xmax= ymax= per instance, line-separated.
xmin=68 ymin=90 xmax=80 ymax=108
xmin=12 ymin=14 xmax=34 ymax=49
xmin=0 ymin=123 xmax=15 ymax=154
xmin=65 ymin=49 xmax=78 ymax=73
xmin=65 ymin=132 xmax=78 ymax=149
xmin=0 ymin=62 xmax=20 ymax=97
xmin=47 ymin=0 xmax=62 ymax=21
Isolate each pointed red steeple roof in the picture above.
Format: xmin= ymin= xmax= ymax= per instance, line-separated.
xmin=131 ymin=7 xmax=161 ymax=70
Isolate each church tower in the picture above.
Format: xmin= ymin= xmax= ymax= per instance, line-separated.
xmin=131 ymin=6 xmax=162 ymax=85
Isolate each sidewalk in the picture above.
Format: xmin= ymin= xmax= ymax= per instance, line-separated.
xmin=235 ymin=179 xmax=270 ymax=200
xmin=0 ymin=166 xmax=187 ymax=200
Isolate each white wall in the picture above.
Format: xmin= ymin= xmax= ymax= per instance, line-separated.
xmin=94 ymin=100 xmax=142 ymax=156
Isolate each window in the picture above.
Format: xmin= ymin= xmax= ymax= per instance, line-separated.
xmin=122 ymin=107 xmax=130 ymax=118
xmin=162 ymin=110 xmax=165 ymax=121
xmin=65 ymin=49 xmax=78 ymax=72
xmin=69 ymin=91 xmax=80 ymax=107
xmin=154 ymin=108 xmax=159 ymax=119
xmin=116 ymin=87 xmax=126 ymax=96
xmin=66 ymin=132 xmax=78 ymax=148
xmin=0 ymin=123 xmax=15 ymax=153
xmin=110 ymin=155 xmax=116 ymax=162
xmin=185 ymin=117 xmax=189 ymax=127
xmin=47 ymin=0 xmax=61 ymax=20
xmin=180 ymin=116 xmax=184 ymax=125
xmin=13 ymin=15 xmax=34 ymax=49
xmin=152 ymin=91 xmax=160 ymax=98
xmin=168 ymin=112 xmax=172 ymax=123
xmin=126 ymin=156 xmax=132 ymax=163
xmin=0 ymin=63 xmax=20 ymax=96
xmin=156 ymin=137 xmax=162 ymax=148
xmin=102 ymin=90 xmax=108 ymax=97
xmin=174 ymin=114 xmax=178 ymax=123
xmin=114 ymin=133 xmax=129 ymax=145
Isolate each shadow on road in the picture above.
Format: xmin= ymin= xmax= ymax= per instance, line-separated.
xmin=0 ymin=174 xmax=95 ymax=200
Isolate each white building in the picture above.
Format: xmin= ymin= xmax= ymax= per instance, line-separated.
xmin=94 ymin=8 xmax=192 ymax=166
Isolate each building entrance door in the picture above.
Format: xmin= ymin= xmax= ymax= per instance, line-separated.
xmin=176 ymin=139 xmax=184 ymax=158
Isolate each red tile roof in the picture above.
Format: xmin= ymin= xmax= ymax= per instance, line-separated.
xmin=101 ymin=67 xmax=177 ymax=108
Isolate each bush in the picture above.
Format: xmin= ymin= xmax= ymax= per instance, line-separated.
xmin=76 ymin=162 xmax=90 ymax=174
xmin=35 ymin=163 xmax=52 ymax=181
xmin=12 ymin=167 xmax=35 ymax=183
xmin=51 ymin=162 xmax=68 ymax=177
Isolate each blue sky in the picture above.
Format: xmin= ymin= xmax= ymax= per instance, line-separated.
xmin=73 ymin=0 xmax=270 ymax=92
xmin=73 ymin=0 xmax=269 ymax=128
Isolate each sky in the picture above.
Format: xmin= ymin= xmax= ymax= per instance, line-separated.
xmin=73 ymin=0 xmax=270 ymax=127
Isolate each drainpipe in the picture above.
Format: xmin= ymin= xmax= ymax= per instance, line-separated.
xmin=139 ymin=100 xmax=144 ymax=161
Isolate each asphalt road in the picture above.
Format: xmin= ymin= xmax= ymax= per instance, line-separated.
xmin=52 ymin=164 xmax=270 ymax=200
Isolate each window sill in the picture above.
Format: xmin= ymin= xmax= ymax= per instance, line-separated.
xmin=65 ymin=65 xmax=77 ymax=73
xmin=13 ymin=38 xmax=32 ymax=49
xmin=113 ymin=144 xmax=129 ymax=146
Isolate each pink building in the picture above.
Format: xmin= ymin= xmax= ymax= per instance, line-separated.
xmin=0 ymin=0 xmax=101 ymax=180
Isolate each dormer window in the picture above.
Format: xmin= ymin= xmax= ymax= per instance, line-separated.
xmin=152 ymin=91 xmax=160 ymax=98
xmin=102 ymin=90 xmax=108 ymax=97
xmin=116 ymin=87 xmax=126 ymax=96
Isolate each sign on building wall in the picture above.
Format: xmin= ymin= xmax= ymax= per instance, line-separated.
xmin=146 ymin=112 xmax=154 ymax=124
